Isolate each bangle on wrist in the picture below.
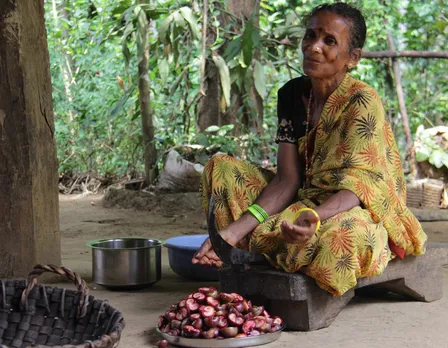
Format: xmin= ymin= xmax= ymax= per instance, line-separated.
xmin=247 ymin=204 xmax=269 ymax=223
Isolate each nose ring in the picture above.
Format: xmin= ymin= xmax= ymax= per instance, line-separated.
xmin=314 ymin=46 xmax=321 ymax=53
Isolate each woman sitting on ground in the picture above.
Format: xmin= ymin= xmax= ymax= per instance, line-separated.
xmin=192 ymin=2 xmax=427 ymax=296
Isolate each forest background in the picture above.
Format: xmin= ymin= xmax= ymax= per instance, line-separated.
xmin=45 ymin=0 xmax=448 ymax=186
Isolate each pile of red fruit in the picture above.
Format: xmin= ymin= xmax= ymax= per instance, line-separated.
xmin=157 ymin=287 xmax=283 ymax=339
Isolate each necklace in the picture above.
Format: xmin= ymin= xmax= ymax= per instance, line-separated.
xmin=304 ymin=90 xmax=314 ymax=189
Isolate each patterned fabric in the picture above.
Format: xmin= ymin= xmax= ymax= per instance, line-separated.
xmin=200 ymin=73 xmax=427 ymax=296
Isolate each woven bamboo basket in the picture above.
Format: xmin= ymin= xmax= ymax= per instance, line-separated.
xmin=423 ymin=180 xmax=444 ymax=208
xmin=0 ymin=264 xmax=125 ymax=348
xmin=406 ymin=183 xmax=423 ymax=208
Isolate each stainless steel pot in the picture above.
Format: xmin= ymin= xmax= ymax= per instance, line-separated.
xmin=87 ymin=238 xmax=162 ymax=289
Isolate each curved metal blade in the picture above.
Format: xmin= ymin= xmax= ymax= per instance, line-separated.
xmin=208 ymin=196 xmax=265 ymax=265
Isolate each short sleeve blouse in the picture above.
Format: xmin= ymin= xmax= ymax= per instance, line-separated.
xmin=275 ymin=76 xmax=312 ymax=144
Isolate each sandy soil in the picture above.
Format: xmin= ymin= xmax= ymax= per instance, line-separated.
xmin=58 ymin=193 xmax=448 ymax=348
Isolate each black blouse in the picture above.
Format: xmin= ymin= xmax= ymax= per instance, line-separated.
xmin=275 ymin=76 xmax=312 ymax=144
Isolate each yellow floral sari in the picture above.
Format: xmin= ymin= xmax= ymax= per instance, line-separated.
xmin=200 ymin=74 xmax=427 ymax=296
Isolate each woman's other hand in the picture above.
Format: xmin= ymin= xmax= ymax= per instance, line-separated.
xmin=281 ymin=210 xmax=319 ymax=244
xmin=191 ymin=237 xmax=223 ymax=268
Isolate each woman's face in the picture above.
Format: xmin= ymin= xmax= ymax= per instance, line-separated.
xmin=302 ymin=11 xmax=357 ymax=80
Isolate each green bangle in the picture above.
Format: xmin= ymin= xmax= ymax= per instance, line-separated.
xmin=251 ymin=204 xmax=269 ymax=220
xmin=247 ymin=206 xmax=265 ymax=223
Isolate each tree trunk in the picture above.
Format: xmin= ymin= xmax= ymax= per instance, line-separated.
xmin=198 ymin=60 xmax=221 ymax=131
xmin=386 ymin=31 xmax=417 ymax=177
xmin=0 ymin=0 xmax=61 ymax=277
xmin=138 ymin=0 xmax=157 ymax=184
xmin=198 ymin=0 xmax=263 ymax=136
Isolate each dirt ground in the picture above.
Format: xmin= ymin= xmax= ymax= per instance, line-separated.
xmin=58 ymin=193 xmax=448 ymax=348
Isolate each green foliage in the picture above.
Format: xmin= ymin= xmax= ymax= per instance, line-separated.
xmin=415 ymin=126 xmax=448 ymax=169
xmin=45 ymin=0 xmax=448 ymax=177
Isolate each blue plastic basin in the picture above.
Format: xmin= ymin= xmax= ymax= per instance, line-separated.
xmin=164 ymin=235 xmax=219 ymax=281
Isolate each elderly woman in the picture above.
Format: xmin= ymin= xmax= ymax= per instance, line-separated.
xmin=192 ymin=2 xmax=427 ymax=296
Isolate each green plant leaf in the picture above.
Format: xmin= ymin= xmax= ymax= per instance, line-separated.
xmin=159 ymin=14 xmax=173 ymax=44
xmin=429 ymin=149 xmax=448 ymax=169
xmin=110 ymin=86 xmax=136 ymax=119
xmin=179 ymin=7 xmax=199 ymax=40
xmin=205 ymin=125 xmax=220 ymax=132
xmin=158 ymin=57 xmax=169 ymax=83
xmin=253 ymin=60 xmax=266 ymax=99
xmin=212 ymin=53 xmax=231 ymax=108
xmin=224 ymin=37 xmax=242 ymax=61
xmin=416 ymin=148 xmax=430 ymax=162
xmin=241 ymin=19 xmax=254 ymax=66
xmin=173 ymin=11 xmax=186 ymax=28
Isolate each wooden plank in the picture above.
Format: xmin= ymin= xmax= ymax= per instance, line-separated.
xmin=220 ymin=243 xmax=448 ymax=331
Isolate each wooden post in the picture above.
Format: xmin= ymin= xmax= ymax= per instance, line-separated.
xmin=0 ymin=1 xmax=61 ymax=277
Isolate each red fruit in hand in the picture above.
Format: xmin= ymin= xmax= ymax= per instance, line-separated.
xmin=200 ymin=306 xmax=215 ymax=318
xmin=242 ymin=320 xmax=256 ymax=334
xmin=186 ymin=299 xmax=199 ymax=312
xmin=217 ymin=316 xmax=228 ymax=329
xmin=157 ymin=339 xmax=168 ymax=348
xmin=228 ymin=313 xmax=244 ymax=326
xmin=220 ymin=327 xmax=238 ymax=338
